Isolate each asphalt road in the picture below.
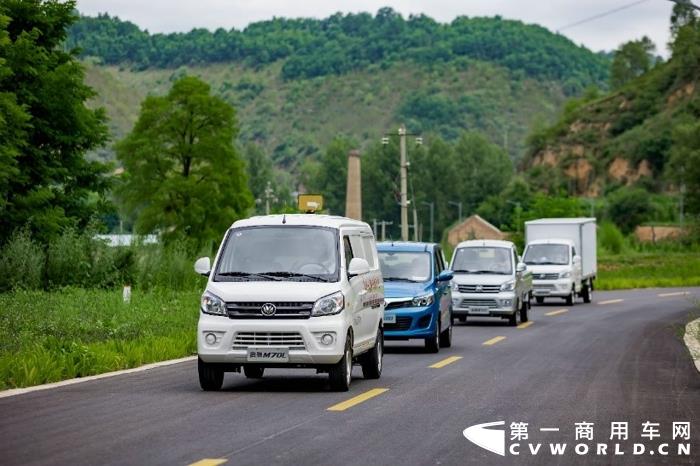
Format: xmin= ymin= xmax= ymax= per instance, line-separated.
xmin=1 ymin=288 xmax=699 ymax=466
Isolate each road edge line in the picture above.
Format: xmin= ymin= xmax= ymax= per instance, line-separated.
xmin=683 ymin=318 xmax=700 ymax=374
xmin=0 ymin=355 xmax=198 ymax=399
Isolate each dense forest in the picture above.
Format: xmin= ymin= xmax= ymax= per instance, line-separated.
xmin=68 ymin=9 xmax=609 ymax=94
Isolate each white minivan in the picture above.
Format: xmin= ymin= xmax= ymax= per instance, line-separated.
xmin=194 ymin=214 xmax=385 ymax=391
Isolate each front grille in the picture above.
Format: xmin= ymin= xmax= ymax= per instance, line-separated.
xmin=533 ymin=273 xmax=559 ymax=280
xmin=232 ymin=332 xmax=306 ymax=350
xmin=535 ymin=284 xmax=556 ymax=290
xmin=226 ymin=302 xmax=313 ymax=319
xmin=385 ymin=299 xmax=412 ymax=310
xmin=385 ymin=316 xmax=412 ymax=331
xmin=461 ymin=298 xmax=498 ymax=309
xmin=457 ymin=284 xmax=501 ymax=293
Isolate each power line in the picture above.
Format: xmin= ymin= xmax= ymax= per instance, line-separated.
xmin=557 ymin=0 xmax=651 ymax=32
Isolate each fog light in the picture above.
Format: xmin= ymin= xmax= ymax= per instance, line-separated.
xmin=502 ymin=300 xmax=512 ymax=307
xmin=321 ymin=333 xmax=334 ymax=345
xmin=205 ymin=333 xmax=217 ymax=345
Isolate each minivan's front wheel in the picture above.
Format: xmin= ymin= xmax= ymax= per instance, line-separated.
xmin=198 ymin=357 xmax=224 ymax=391
xmin=439 ymin=315 xmax=452 ymax=348
xmin=360 ymin=328 xmax=383 ymax=379
xmin=329 ymin=335 xmax=353 ymax=391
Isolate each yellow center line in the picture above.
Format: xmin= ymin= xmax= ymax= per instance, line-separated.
xmin=429 ymin=355 xmax=463 ymax=368
xmin=482 ymin=336 xmax=506 ymax=346
xmin=599 ymin=299 xmax=624 ymax=305
xmin=658 ymin=291 xmax=689 ymax=297
xmin=545 ymin=309 xmax=569 ymax=316
xmin=517 ymin=321 xmax=534 ymax=329
xmin=188 ymin=460 xmax=227 ymax=466
xmin=327 ymin=388 xmax=389 ymax=411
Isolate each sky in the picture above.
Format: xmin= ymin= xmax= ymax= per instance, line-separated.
xmin=75 ymin=0 xmax=678 ymax=55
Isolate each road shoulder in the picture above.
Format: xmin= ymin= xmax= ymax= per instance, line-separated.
xmin=684 ymin=317 xmax=700 ymax=373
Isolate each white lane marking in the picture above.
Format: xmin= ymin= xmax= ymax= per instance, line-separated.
xmin=658 ymin=291 xmax=689 ymax=298
xmin=0 ymin=356 xmax=197 ymax=399
xmin=598 ymin=299 xmax=624 ymax=305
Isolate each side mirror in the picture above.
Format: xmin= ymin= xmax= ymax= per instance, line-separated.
xmin=516 ymin=262 xmax=527 ymax=273
xmin=573 ymin=255 xmax=582 ymax=265
xmin=348 ymin=257 xmax=370 ymax=277
xmin=194 ymin=257 xmax=211 ymax=276
xmin=437 ymin=270 xmax=454 ymax=282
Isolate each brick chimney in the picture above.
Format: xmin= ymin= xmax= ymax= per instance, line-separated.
xmin=345 ymin=149 xmax=362 ymax=220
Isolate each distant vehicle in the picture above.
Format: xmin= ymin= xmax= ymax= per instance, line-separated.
xmin=449 ymin=240 xmax=532 ymax=326
xmin=377 ymin=242 xmax=454 ymax=353
xmin=194 ymin=214 xmax=384 ymax=392
xmin=523 ymin=218 xmax=597 ymax=305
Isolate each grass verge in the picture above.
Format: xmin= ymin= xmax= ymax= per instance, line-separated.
xmin=0 ymin=288 xmax=199 ymax=390
xmin=597 ymin=252 xmax=700 ymax=290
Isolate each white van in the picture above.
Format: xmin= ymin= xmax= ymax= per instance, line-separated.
xmin=194 ymin=214 xmax=384 ymax=392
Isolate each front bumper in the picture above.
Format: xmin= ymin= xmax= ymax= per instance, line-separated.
xmin=532 ymin=279 xmax=573 ymax=298
xmin=451 ymin=292 xmax=516 ymax=317
xmin=383 ymin=304 xmax=438 ymax=339
xmin=197 ymin=312 xmax=348 ymax=365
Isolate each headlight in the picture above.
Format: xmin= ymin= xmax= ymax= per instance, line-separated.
xmin=312 ymin=291 xmax=344 ymax=316
xmin=411 ymin=293 xmax=434 ymax=307
xmin=559 ymin=271 xmax=571 ymax=279
xmin=500 ymin=280 xmax=515 ymax=292
xmin=450 ymin=281 xmax=458 ymax=292
xmin=201 ymin=291 xmax=227 ymax=316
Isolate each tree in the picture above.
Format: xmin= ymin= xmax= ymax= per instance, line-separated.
xmin=609 ymin=37 xmax=656 ymax=89
xmin=0 ymin=0 xmax=110 ymax=244
xmin=605 ymin=187 xmax=653 ymax=234
xmin=670 ymin=2 xmax=698 ymax=40
xmin=116 ymin=76 xmax=252 ymax=245
xmin=242 ymin=142 xmax=273 ymax=202
xmin=305 ymin=137 xmax=353 ymax=216
xmin=667 ymin=119 xmax=700 ymax=215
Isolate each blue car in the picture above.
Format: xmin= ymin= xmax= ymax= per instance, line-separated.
xmin=377 ymin=242 xmax=454 ymax=352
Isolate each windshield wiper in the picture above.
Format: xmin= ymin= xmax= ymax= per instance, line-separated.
xmin=217 ymin=271 xmax=281 ymax=281
xmin=261 ymin=271 xmax=330 ymax=282
xmin=383 ymin=277 xmax=420 ymax=282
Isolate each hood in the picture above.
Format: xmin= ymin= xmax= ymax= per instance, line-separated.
xmin=451 ymin=273 xmax=514 ymax=286
xmin=383 ymin=280 xmax=432 ymax=299
xmin=206 ymin=280 xmax=341 ymax=302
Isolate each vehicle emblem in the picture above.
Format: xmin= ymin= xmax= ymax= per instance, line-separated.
xmin=261 ymin=303 xmax=276 ymax=316
xmin=475 ymin=285 xmax=483 ymax=292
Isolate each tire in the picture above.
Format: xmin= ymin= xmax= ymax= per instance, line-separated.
xmin=566 ymin=289 xmax=575 ymax=306
xmin=527 ymin=293 xmax=532 ymax=310
xmin=535 ymin=297 xmax=544 ymax=305
xmin=329 ymin=334 xmax=353 ymax=391
xmin=198 ymin=357 xmax=224 ymax=391
xmin=425 ymin=318 xmax=440 ymax=353
xmin=360 ymin=329 xmax=383 ymax=379
xmin=243 ymin=366 xmax=264 ymax=379
xmin=582 ymin=281 xmax=592 ymax=303
xmin=439 ymin=314 xmax=452 ymax=348
xmin=519 ymin=298 xmax=529 ymax=323
xmin=508 ymin=307 xmax=518 ymax=326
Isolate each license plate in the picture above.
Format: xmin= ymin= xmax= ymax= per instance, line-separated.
xmin=534 ymin=290 xmax=550 ymax=296
xmin=469 ymin=307 xmax=490 ymax=315
xmin=247 ymin=347 xmax=289 ymax=363
xmin=384 ymin=314 xmax=397 ymax=324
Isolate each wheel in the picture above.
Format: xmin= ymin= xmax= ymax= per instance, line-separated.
xmin=535 ymin=297 xmax=544 ymax=305
xmin=508 ymin=307 xmax=518 ymax=326
xmin=527 ymin=293 xmax=533 ymax=309
xmin=582 ymin=281 xmax=592 ymax=303
xmin=519 ymin=298 xmax=529 ymax=323
xmin=439 ymin=315 xmax=452 ymax=348
xmin=360 ymin=328 xmax=383 ymax=379
xmin=329 ymin=334 xmax=353 ymax=391
xmin=566 ymin=289 xmax=575 ymax=306
xmin=425 ymin=318 xmax=440 ymax=353
xmin=198 ymin=357 xmax=224 ymax=391
xmin=243 ymin=366 xmax=264 ymax=378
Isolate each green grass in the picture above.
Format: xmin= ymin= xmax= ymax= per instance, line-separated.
xmin=597 ymin=252 xmax=700 ymax=290
xmin=0 ymin=288 xmax=200 ymax=390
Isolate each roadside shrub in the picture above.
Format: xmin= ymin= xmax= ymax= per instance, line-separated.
xmin=46 ymin=228 xmax=91 ymax=288
xmin=599 ymin=221 xmax=625 ymax=255
xmin=0 ymin=229 xmax=45 ymax=291
xmin=135 ymin=239 xmax=204 ymax=290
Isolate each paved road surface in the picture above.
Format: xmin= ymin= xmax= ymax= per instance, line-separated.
xmin=1 ymin=288 xmax=698 ymax=465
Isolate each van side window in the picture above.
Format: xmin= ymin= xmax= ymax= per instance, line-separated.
xmin=361 ymin=236 xmax=377 ymax=269
xmin=349 ymin=235 xmax=366 ymax=263
xmin=343 ymin=236 xmax=354 ymax=268
xmin=433 ymin=251 xmax=443 ymax=276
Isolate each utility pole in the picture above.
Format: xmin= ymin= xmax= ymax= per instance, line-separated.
xmin=256 ymin=181 xmax=277 ymax=215
xmin=422 ymin=201 xmax=434 ymax=243
xmin=399 ymin=125 xmax=409 ymax=241
xmin=449 ymin=201 xmax=463 ymax=224
xmin=378 ymin=220 xmax=393 ymax=241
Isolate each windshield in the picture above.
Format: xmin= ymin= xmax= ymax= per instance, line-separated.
xmin=378 ymin=252 xmax=431 ymax=282
xmin=524 ymin=244 xmax=570 ymax=265
xmin=451 ymin=247 xmax=513 ymax=275
xmin=215 ymin=226 xmax=339 ymax=282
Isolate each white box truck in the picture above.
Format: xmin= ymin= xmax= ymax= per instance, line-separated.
xmin=523 ymin=218 xmax=597 ymax=305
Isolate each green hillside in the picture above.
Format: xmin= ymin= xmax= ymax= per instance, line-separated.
xmin=71 ymin=11 xmax=610 ymax=169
